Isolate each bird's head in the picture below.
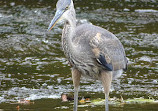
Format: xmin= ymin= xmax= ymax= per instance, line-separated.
xmin=48 ymin=0 xmax=75 ymax=31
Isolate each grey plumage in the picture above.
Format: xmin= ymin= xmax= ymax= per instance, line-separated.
xmin=63 ymin=23 xmax=127 ymax=79
xmin=48 ymin=0 xmax=127 ymax=111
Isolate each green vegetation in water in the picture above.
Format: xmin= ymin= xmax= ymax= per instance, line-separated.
xmin=78 ymin=97 xmax=158 ymax=107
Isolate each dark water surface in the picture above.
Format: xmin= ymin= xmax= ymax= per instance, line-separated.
xmin=0 ymin=0 xmax=158 ymax=110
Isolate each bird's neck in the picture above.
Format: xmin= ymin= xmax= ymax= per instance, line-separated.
xmin=62 ymin=5 xmax=77 ymax=61
xmin=62 ymin=20 xmax=76 ymax=60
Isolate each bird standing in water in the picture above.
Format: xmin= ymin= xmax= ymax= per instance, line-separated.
xmin=48 ymin=0 xmax=127 ymax=111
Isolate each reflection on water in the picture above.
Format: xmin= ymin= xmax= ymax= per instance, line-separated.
xmin=0 ymin=0 xmax=158 ymax=110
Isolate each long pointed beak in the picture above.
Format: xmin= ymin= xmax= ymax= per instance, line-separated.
xmin=48 ymin=10 xmax=64 ymax=31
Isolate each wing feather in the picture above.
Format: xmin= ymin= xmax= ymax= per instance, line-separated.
xmin=73 ymin=24 xmax=127 ymax=71
xmin=89 ymin=32 xmax=127 ymax=71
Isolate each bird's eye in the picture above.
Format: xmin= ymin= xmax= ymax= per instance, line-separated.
xmin=65 ymin=6 xmax=69 ymax=10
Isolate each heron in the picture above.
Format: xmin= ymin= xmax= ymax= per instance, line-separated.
xmin=48 ymin=0 xmax=127 ymax=111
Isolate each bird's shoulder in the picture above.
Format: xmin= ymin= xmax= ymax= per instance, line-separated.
xmin=73 ymin=23 xmax=120 ymax=50
xmin=73 ymin=23 xmax=116 ymax=47
xmin=74 ymin=23 xmax=116 ymax=39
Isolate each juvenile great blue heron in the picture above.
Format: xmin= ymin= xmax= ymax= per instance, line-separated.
xmin=48 ymin=0 xmax=127 ymax=111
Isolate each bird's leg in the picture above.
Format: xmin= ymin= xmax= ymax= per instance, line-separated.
xmin=99 ymin=71 xmax=112 ymax=111
xmin=72 ymin=68 xmax=81 ymax=111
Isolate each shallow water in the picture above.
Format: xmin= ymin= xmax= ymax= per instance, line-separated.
xmin=0 ymin=0 xmax=158 ymax=111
